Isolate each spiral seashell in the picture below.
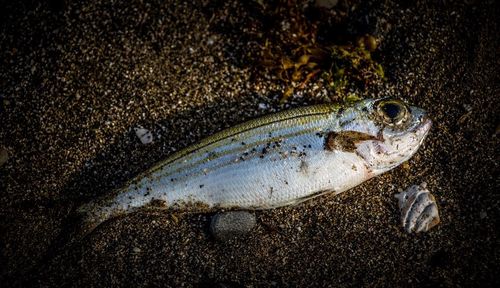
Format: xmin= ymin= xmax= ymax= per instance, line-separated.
xmin=395 ymin=183 xmax=440 ymax=233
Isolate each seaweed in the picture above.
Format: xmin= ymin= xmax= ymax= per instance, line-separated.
xmin=254 ymin=0 xmax=384 ymax=102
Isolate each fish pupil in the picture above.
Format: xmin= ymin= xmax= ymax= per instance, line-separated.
xmin=383 ymin=103 xmax=401 ymax=119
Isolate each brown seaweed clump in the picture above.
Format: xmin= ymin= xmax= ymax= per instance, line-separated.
xmin=255 ymin=1 xmax=385 ymax=102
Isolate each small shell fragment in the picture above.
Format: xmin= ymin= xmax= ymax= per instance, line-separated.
xmin=395 ymin=183 xmax=440 ymax=233
xmin=134 ymin=127 xmax=153 ymax=144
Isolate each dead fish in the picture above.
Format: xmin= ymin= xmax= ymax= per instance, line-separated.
xmin=79 ymin=98 xmax=432 ymax=234
xmin=395 ymin=182 xmax=440 ymax=233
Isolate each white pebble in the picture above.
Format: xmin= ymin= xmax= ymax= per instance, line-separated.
xmin=134 ymin=127 xmax=153 ymax=144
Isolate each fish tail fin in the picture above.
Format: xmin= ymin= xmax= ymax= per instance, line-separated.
xmin=76 ymin=200 xmax=117 ymax=237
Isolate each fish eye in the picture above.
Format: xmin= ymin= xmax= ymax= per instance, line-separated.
xmin=382 ymin=103 xmax=401 ymax=119
xmin=376 ymin=99 xmax=409 ymax=126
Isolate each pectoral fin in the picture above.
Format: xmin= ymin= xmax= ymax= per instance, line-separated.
xmin=325 ymin=131 xmax=380 ymax=152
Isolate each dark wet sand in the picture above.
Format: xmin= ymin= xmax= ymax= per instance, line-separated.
xmin=0 ymin=0 xmax=498 ymax=287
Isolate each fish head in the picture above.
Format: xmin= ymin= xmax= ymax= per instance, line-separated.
xmin=337 ymin=98 xmax=432 ymax=174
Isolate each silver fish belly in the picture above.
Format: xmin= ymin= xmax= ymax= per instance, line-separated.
xmin=79 ymin=98 xmax=432 ymax=232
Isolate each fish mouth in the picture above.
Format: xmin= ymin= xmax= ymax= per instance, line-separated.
xmin=415 ymin=116 xmax=432 ymax=145
xmin=418 ymin=116 xmax=432 ymax=135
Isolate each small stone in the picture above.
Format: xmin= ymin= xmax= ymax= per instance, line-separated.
xmin=205 ymin=56 xmax=214 ymax=63
xmin=401 ymin=162 xmax=410 ymax=169
xmin=206 ymin=36 xmax=216 ymax=45
xmin=315 ymin=0 xmax=338 ymax=9
xmin=0 ymin=148 xmax=8 ymax=167
xmin=134 ymin=127 xmax=153 ymax=144
xmin=480 ymin=211 xmax=487 ymax=219
xmin=132 ymin=247 xmax=141 ymax=253
xmin=210 ymin=211 xmax=256 ymax=241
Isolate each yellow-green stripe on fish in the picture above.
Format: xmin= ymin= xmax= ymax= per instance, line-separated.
xmin=79 ymin=98 xmax=432 ymax=234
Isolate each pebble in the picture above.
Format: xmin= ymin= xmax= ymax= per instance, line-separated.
xmin=210 ymin=211 xmax=256 ymax=241
xmin=134 ymin=127 xmax=153 ymax=144
xmin=258 ymin=103 xmax=268 ymax=110
xmin=480 ymin=211 xmax=487 ymax=219
xmin=315 ymin=0 xmax=339 ymax=9
xmin=0 ymin=148 xmax=8 ymax=167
